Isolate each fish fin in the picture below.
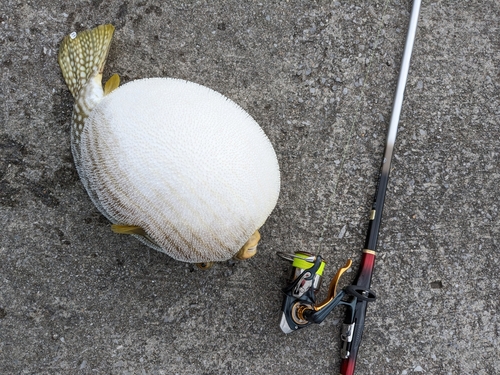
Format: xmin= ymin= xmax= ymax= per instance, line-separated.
xmin=104 ymin=73 xmax=120 ymax=95
xmin=111 ymin=224 xmax=147 ymax=236
xmin=234 ymin=230 xmax=260 ymax=260
xmin=58 ymin=24 xmax=115 ymax=98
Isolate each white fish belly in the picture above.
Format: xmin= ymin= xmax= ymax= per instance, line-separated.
xmin=80 ymin=78 xmax=280 ymax=262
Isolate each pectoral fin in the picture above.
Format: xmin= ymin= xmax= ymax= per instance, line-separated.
xmin=111 ymin=224 xmax=146 ymax=236
xmin=234 ymin=230 xmax=261 ymax=260
xmin=104 ymin=73 xmax=120 ymax=95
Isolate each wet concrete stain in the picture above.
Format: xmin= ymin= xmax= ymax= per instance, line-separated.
xmin=0 ymin=135 xmax=27 ymax=207
xmin=0 ymin=134 xmax=78 ymax=208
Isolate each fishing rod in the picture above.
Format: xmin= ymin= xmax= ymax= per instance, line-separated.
xmin=278 ymin=1 xmax=421 ymax=374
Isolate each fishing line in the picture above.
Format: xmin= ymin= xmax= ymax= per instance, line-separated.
xmin=245 ymin=1 xmax=394 ymax=292
xmin=278 ymin=2 xmax=422 ymax=373
xmin=317 ymin=0 xmax=392 ymax=257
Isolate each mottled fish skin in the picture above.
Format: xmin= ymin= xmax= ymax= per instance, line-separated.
xmin=58 ymin=25 xmax=280 ymax=262
xmin=58 ymin=25 xmax=114 ymax=165
xmin=58 ymin=25 xmax=116 ymax=221
xmin=71 ymin=75 xmax=106 ymax=173
xmin=58 ymin=25 xmax=168 ymax=252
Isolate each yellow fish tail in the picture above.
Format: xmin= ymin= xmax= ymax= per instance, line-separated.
xmin=58 ymin=24 xmax=115 ymax=98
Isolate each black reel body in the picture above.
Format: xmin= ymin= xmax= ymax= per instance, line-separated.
xmin=279 ymin=252 xmax=324 ymax=332
xmin=279 ymin=252 xmax=376 ymax=348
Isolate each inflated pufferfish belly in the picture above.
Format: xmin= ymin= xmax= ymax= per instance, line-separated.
xmin=82 ymin=78 xmax=280 ymax=262
xmin=58 ymin=24 xmax=280 ymax=263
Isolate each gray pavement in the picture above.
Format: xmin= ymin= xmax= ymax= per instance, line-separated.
xmin=1 ymin=1 xmax=499 ymax=374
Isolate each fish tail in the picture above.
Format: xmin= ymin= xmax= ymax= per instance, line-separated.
xmin=58 ymin=24 xmax=115 ymax=98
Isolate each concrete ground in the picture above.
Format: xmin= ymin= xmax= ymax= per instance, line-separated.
xmin=1 ymin=1 xmax=499 ymax=374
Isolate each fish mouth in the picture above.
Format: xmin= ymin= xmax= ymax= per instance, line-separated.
xmin=233 ymin=230 xmax=261 ymax=260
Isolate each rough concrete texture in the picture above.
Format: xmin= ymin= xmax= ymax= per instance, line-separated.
xmin=1 ymin=1 xmax=499 ymax=374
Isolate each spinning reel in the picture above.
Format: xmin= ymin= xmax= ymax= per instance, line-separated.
xmin=278 ymin=252 xmax=376 ymax=359
xmin=276 ymin=2 xmax=421 ymax=373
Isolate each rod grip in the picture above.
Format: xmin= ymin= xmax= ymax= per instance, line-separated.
xmin=340 ymin=299 xmax=369 ymax=375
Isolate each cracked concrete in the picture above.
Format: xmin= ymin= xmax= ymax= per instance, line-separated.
xmin=1 ymin=1 xmax=499 ymax=374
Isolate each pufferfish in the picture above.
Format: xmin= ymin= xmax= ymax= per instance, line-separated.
xmin=58 ymin=24 xmax=280 ymax=264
